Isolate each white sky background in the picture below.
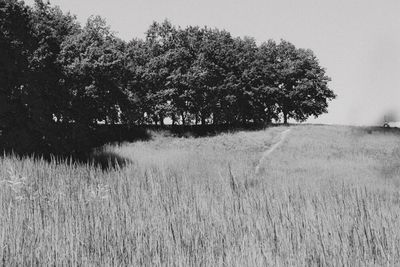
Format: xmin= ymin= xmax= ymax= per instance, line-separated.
xmin=25 ymin=0 xmax=400 ymax=126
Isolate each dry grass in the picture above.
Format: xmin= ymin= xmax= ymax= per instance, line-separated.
xmin=1 ymin=125 xmax=400 ymax=266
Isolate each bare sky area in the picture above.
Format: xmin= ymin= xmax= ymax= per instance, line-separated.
xmin=25 ymin=0 xmax=400 ymax=125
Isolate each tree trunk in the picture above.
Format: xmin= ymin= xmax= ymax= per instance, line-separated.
xmin=212 ymin=113 xmax=218 ymax=125
xmin=181 ymin=112 xmax=186 ymax=126
xmin=171 ymin=114 xmax=176 ymax=125
xmin=201 ymin=116 xmax=206 ymax=125
xmin=283 ymin=111 xmax=288 ymax=125
xmin=266 ymin=113 xmax=271 ymax=124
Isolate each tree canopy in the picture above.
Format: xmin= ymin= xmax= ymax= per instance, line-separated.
xmin=0 ymin=0 xmax=336 ymax=155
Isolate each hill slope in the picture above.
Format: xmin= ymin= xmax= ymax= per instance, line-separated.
xmin=1 ymin=125 xmax=400 ymax=265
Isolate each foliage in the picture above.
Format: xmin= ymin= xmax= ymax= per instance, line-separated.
xmin=260 ymin=40 xmax=336 ymax=123
xmin=0 ymin=1 xmax=336 ymax=155
xmin=0 ymin=0 xmax=79 ymax=154
xmin=0 ymin=0 xmax=35 ymax=153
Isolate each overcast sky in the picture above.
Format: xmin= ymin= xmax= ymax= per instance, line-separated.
xmin=25 ymin=0 xmax=400 ymax=125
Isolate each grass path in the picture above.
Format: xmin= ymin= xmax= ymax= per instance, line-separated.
xmin=255 ymin=128 xmax=291 ymax=174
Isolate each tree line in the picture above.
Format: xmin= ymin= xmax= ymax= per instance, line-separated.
xmin=0 ymin=0 xmax=336 ymax=155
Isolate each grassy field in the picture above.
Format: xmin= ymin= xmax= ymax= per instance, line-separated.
xmin=1 ymin=125 xmax=400 ymax=266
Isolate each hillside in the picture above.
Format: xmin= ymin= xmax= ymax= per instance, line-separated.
xmin=1 ymin=125 xmax=400 ymax=265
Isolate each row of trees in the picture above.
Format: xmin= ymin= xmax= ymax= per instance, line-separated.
xmin=0 ymin=0 xmax=335 ymax=155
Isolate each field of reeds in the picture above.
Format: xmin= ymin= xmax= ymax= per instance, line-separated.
xmin=1 ymin=125 xmax=400 ymax=266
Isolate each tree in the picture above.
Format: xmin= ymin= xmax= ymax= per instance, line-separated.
xmin=194 ymin=28 xmax=237 ymax=125
xmin=0 ymin=0 xmax=36 ymax=153
xmin=254 ymin=40 xmax=282 ymax=123
xmin=0 ymin=0 xmax=80 ymax=154
xmin=142 ymin=20 xmax=178 ymax=125
xmin=229 ymin=36 xmax=263 ymax=124
xmin=183 ymin=26 xmax=213 ymax=125
xmin=58 ymin=16 xmax=128 ymax=151
xmin=28 ymin=0 xmax=80 ymax=153
xmin=265 ymin=40 xmax=335 ymax=124
xmin=123 ymin=38 xmax=151 ymax=125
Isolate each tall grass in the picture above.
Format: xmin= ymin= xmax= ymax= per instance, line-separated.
xmin=1 ymin=125 xmax=400 ymax=266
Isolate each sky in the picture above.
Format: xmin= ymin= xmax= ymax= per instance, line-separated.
xmin=25 ymin=0 xmax=400 ymax=125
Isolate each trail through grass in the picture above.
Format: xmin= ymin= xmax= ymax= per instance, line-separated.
xmin=255 ymin=128 xmax=291 ymax=174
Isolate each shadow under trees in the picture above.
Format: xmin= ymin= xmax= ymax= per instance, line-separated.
xmin=0 ymin=123 xmax=274 ymax=169
xmin=0 ymin=124 xmax=151 ymax=170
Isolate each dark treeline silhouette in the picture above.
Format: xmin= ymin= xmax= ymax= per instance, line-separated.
xmin=0 ymin=0 xmax=336 ymax=156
